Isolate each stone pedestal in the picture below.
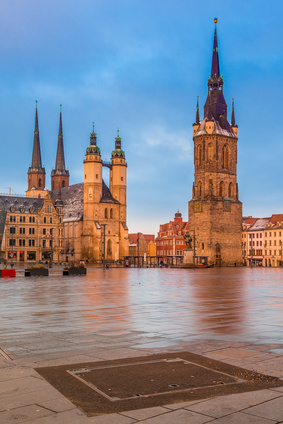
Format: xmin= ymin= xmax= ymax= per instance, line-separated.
xmin=183 ymin=249 xmax=194 ymax=265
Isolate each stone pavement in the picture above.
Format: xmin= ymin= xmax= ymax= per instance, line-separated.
xmin=1 ymin=330 xmax=283 ymax=423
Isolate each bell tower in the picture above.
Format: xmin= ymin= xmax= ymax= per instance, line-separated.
xmin=188 ymin=19 xmax=242 ymax=266
xmin=82 ymin=125 xmax=103 ymax=260
xmin=110 ymin=129 xmax=127 ymax=222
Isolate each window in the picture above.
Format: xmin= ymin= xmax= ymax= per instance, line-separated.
xmin=50 ymin=218 xmax=52 ymax=224
xmin=110 ymin=208 xmax=113 ymax=219
xmin=29 ymin=216 xmax=35 ymax=223
xmin=10 ymin=215 xmax=16 ymax=222
xmin=43 ymin=240 xmax=46 ymax=248
xmin=43 ymin=228 xmax=46 ymax=235
xmin=44 ymin=217 xmax=46 ymax=223
xmin=9 ymin=239 xmax=16 ymax=246
xmin=29 ymin=228 xmax=35 ymax=235
xmin=10 ymin=227 xmax=16 ymax=234
xmin=20 ymin=216 xmax=26 ymax=222
xmin=274 ymin=232 xmax=276 ymax=237
xmin=274 ymin=240 xmax=276 ymax=246
xmin=50 ymin=228 xmax=53 ymax=235
xmin=49 ymin=240 xmax=52 ymax=247
xmin=105 ymin=208 xmax=108 ymax=219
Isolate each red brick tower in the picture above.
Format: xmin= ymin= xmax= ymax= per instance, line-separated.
xmin=188 ymin=19 xmax=242 ymax=266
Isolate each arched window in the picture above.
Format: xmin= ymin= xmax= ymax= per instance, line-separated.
xmin=105 ymin=208 xmax=108 ymax=219
xmin=222 ymin=144 xmax=231 ymax=169
xmin=219 ymin=181 xmax=225 ymax=197
xmin=228 ymin=182 xmax=233 ymax=199
xmin=62 ymin=180 xmax=65 ymax=187
xmin=197 ymin=145 xmax=202 ymax=167
xmin=107 ymin=239 xmax=112 ymax=258
xmin=110 ymin=208 xmax=113 ymax=219
xmin=197 ymin=181 xmax=202 ymax=197
xmin=207 ymin=143 xmax=214 ymax=161
xmin=209 ymin=179 xmax=213 ymax=196
xmin=38 ymin=178 xmax=41 ymax=188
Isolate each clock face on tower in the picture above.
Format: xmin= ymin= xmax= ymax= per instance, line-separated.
xmin=194 ymin=199 xmax=202 ymax=213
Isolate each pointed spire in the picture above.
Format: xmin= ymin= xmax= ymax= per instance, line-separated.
xmin=211 ymin=18 xmax=220 ymax=79
xmin=31 ymin=100 xmax=43 ymax=169
xmin=54 ymin=105 xmax=66 ymax=171
xmin=195 ymin=96 xmax=200 ymax=124
xmin=90 ymin=122 xmax=97 ymax=146
xmin=231 ymin=98 xmax=235 ymax=126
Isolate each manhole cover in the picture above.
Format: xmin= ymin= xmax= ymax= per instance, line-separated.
xmin=35 ymin=351 xmax=283 ymax=416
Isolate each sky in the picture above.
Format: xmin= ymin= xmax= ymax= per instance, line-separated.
xmin=0 ymin=0 xmax=283 ymax=234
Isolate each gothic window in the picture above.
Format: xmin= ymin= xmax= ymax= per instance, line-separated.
xmin=219 ymin=181 xmax=225 ymax=197
xmin=228 ymin=182 xmax=234 ymax=199
xmin=207 ymin=143 xmax=214 ymax=161
xmin=222 ymin=144 xmax=231 ymax=169
xmin=209 ymin=179 xmax=213 ymax=196
xmin=107 ymin=239 xmax=112 ymax=257
xmin=110 ymin=208 xmax=113 ymax=219
xmin=38 ymin=178 xmax=41 ymax=188
xmin=197 ymin=181 xmax=202 ymax=197
xmin=197 ymin=144 xmax=202 ymax=167
xmin=105 ymin=208 xmax=108 ymax=219
xmin=62 ymin=180 xmax=65 ymax=187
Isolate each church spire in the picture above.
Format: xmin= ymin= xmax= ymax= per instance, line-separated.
xmin=27 ymin=101 xmax=46 ymax=191
xmin=51 ymin=105 xmax=69 ymax=190
xmin=195 ymin=96 xmax=200 ymax=124
xmin=211 ymin=18 xmax=220 ymax=79
xmin=203 ymin=19 xmax=227 ymax=123
xmin=231 ymin=98 xmax=235 ymax=126
xmin=54 ymin=105 xmax=66 ymax=171
xmin=31 ymin=101 xmax=43 ymax=169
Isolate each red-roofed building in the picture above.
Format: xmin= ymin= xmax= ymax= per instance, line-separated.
xmin=156 ymin=211 xmax=188 ymax=265
xmin=128 ymin=233 xmax=156 ymax=265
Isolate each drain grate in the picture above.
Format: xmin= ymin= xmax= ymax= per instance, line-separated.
xmin=35 ymin=351 xmax=283 ymax=417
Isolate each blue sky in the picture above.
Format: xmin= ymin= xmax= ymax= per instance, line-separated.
xmin=0 ymin=0 xmax=283 ymax=234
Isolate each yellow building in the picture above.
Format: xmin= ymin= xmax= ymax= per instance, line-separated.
xmin=1 ymin=104 xmax=129 ymax=264
xmin=0 ymin=192 xmax=63 ymax=263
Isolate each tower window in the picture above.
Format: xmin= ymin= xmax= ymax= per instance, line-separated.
xmin=96 ymin=174 xmax=98 ymax=179
xmin=39 ymin=178 xmax=41 ymax=188
xmin=62 ymin=180 xmax=65 ymax=187
xmin=121 ymin=177 xmax=124 ymax=181
xmin=105 ymin=208 xmax=108 ymax=219
xmin=110 ymin=208 xmax=113 ymax=219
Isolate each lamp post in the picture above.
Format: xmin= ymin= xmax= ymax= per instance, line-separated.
xmin=137 ymin=232 xmax=140 ymax=268
xmin=101 ymin=224 xmax=106 ymax=269
xmin=250 ymin=233 xmax=253 ymax=268
xmin=50 ymin=228 xmax=55 ymax=268
xmin=280 ymin=240 xmax=283 ymax=267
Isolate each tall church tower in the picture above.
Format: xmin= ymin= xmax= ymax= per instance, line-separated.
xmin=51 ymin=106 xmax=70 ymax=190
xmin=82 ymin=126 xmax=103 ymax=261
xmin=26 ymin=102 xmax=46 ymax=197
xmin=110 ymin=130 xmax=127 ymax=223
xmin=188 ymin=19 xmax=242 ymax=266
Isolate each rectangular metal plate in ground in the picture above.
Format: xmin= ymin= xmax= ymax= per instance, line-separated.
xmin=35 ymin=351 xmax=283 ymax=416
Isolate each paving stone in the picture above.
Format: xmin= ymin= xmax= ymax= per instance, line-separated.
xmin=0 ymin=376 xmax=50 ymax=399
xmin=214 ymin=411 xmax=277 ymax=423
xmin=130 ymin=409 xmax=212 ymax=423
xmin=0 ymin=386 xmax=62 ymax=412
xmin=185 ymin=390 xmax=281 ymax=418
xmin=120 ymin=406 xmax=169 ymax=420
xmin=0 ymin=404 xmax=54 ymax=423
xmin=244 ymin=396 xmax=283 ymax=421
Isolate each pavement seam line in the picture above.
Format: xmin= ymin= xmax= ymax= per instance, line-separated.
xmin=0 ymin=348 xmax=12 ymax=361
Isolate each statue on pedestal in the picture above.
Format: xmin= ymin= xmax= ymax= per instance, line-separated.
xmin=184 ymin=231 xmax=193 ymax=250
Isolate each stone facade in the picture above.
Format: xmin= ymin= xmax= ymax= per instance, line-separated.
xmin=188 ymin=20 xmax=242 ymax=266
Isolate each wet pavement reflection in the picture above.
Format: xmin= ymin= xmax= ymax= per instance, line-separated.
xmin=1 ymin=267 xmax=283 ymax=344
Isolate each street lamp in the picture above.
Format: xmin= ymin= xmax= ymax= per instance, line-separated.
xmin=250 ymin=233 xmax=253 ymax=268
xmin=101 ymin=224 xmax=106 ymax=269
